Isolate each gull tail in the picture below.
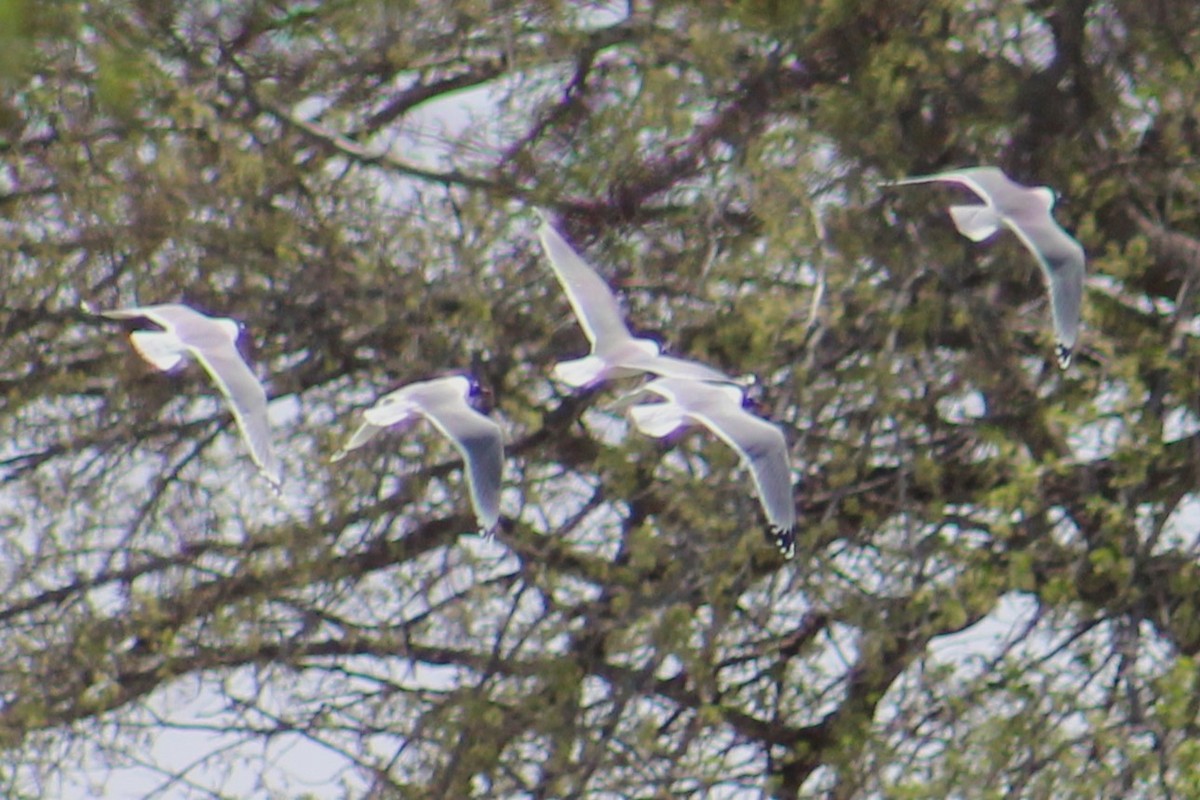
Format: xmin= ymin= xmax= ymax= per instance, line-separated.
xmin=628 ymin=403 xmax=687 ymax=438
xmin=947 ymin=205 xmax=1001 ymax=242
xmin=129 ymin=330 xmax=186 ymax=371
xmin=767 ymin=525 xmax=796 ymax=560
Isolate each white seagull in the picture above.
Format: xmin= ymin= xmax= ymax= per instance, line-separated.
xmin=536 ymin=212 xmax=733 ymax=387
xmin=97 ymin=302 xmax=282 ymax=488
xmin=332 ymin=374 xmax=504 ymax=534
xmin=883 ymin=166 xmax=1085 ymax=369
xmin=624 ymin=377 xmax=796 ymax=558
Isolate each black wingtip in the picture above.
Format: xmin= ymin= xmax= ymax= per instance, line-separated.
xmin=486 ymin=514 xmax=515 ymax=538
xmin=1055 ymin=343 xmax=1072 ymax=370
xmin=768 ymin=526 xmax=796 ymax=560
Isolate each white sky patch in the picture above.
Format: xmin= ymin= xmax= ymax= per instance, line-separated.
xmin=937 ymin=389 xmax=986 ymax=423
xmin=1157 ymin=493 xmax=1200 ymax=554
xmin=1163 ymin=406 xmax=1200 ymax=442
xmin=927 ymin=591 xmax=1040 ymax=671
xmin=1067 ymin=381 xmax=1128 ymax=462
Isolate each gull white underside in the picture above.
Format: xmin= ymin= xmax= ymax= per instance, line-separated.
xmin=947 ymin=204 xmax=1001 ymax=242
xmin=553 ymin=348 xmax=732 ymax=388
xmin=627 ymin=402 xmax=688 ymax=437
xmin=129 ymin=330 xmax=187 ymax=371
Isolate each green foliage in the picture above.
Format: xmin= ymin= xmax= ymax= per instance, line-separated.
xmin=0 ymin=0 xmax=33 ymax=83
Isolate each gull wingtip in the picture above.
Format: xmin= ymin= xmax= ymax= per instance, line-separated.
xmin=1055 ymin=343 xmax=1073 ymax=370
xmin=769 ymin=525 xmax=796 ymax=560
xmin=261 ymin=465 xmax=284 ymax=492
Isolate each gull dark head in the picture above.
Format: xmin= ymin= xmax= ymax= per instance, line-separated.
xmin=428 ymin=368 xmax=493 ymax=412
xmin=467 ymin=375 xmax=495 ymax=412
xmin=736 ymin=374 xmax=766 ymax=413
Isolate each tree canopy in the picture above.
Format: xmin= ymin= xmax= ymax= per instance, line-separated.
xmin=2 ymin=0 xmax=1200 ymax=796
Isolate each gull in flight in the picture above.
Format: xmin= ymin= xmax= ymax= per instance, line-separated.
xmin=332 ymin=374 xmax=504 ymax=534
xmin=95 ymin=302 xmax=282 ymax=487
xmin=883 ymin=166 xmax=1085 ymax=368
xmin=536 ymin=212 xmax=733 ymax=387
xmin=623 ymin=377 xmax=797 ymax=558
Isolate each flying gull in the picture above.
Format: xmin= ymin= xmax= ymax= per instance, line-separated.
xmin=624 ymin=377 xmax=796 ymax=558
xmin=883 ymin=166 xmax=1085 ymax=368
xmin=96 ymin=302 xmax=282 ymax=487
xmin=332 ymin=374 xmax=504 ymax=534
xmin=536 ymin=212 xmax=733 ymax=387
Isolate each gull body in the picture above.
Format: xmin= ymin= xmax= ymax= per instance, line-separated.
xmin=99 ymin=303 xmax=281 ymax=488
xmin=884 ymin=166 xmax=1085 ymax=368
xmin=624 ymin=377 xmax=796 ymax=558
xmin=536 ymin=213 xmax=732 ymax=387
xmin=333 ymin=374 xmax=504 ymax=533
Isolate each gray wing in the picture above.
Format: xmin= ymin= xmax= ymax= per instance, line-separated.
xmin=103 ymin=303 xmax=203 ymax=329
xmin=103 ymin=304 xmax=245 ymax=352
xmin=883 ymin=166 xmax=1011 ymax=206
xmin=616 ymin=348 xmax=733 ymax=383
xmin=889 ymin=168 xmax=1065 ymax=224
xmin=941 ymin=167 xmax=1022 ymax=205
xmin=331 ymin=420 xmax=388 ymax=461
xmin=1003 ymin=213 xmax=1085 ymax=366
xmin=362 ymin=383 xmax=424 ymax=427
xmin=335 ymin=385 xmax=426 ymax=461
xmin=421 ymin=403 xmax=505 ymax=533
xmin=536 ymin=214 xmax=634 ymax=348
xmin=692 ymin=405 xmax=796 ymax=557
xmin=98 ymin=306 xmax=154 ymax=322
xmin=189 ymin=340 xmax=281 ymax=487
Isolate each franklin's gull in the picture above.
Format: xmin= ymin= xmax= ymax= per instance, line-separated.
xmin=97 ymin=303 xmax=282 ymax=487
xmin=536 ymin=212 xmax=732 ymax=386
xmin=624 ymin=377 xmax=796 ymax=558
xmin=332 ymin=374 xmax=504 ymax=533
xmin=883 ymin=166 xmax=1085 ymax=368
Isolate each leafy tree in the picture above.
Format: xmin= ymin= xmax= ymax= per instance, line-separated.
xmin=1 ymin=0 xmax=1199 ymax=796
